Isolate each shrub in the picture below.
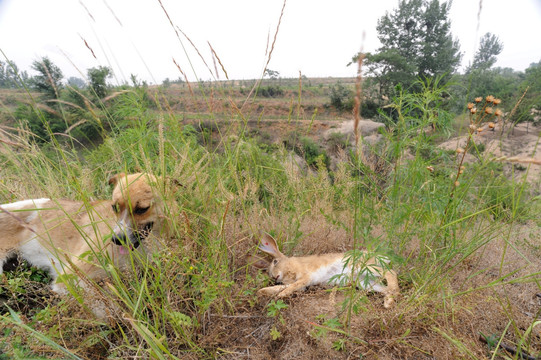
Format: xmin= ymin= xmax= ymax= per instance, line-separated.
xmin=284 ymin=133 xmax=330 ymax=170
xmin=258 ymin=85 xmax=284 ymax=98
xmin=329 ymin=82 xmax=354 ymax=112
xmin=326 ymin=132 xmax=350 ymax=154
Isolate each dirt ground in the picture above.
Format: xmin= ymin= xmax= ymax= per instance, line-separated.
xmin=439 ymin=121 xmax=541 ymax=185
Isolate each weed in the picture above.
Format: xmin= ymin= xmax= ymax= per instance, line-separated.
xmin=266 ymin=299 xmax=288 ymax=318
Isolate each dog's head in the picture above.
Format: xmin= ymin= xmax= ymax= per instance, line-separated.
xmin=108 ymin=173 xmax=164 ymax=251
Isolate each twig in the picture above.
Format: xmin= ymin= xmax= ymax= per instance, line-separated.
xmin=479 ymin=334 xmax=537 ymax=360
xmin=209 ymin=314 xmax=264 ymax=319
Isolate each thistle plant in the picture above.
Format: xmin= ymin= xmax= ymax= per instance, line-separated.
xmin=442 ymin=95 xmax=504 ymax=221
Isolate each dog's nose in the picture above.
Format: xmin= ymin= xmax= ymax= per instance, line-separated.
xmin=112 ymin=233 xmax=127 ymax=246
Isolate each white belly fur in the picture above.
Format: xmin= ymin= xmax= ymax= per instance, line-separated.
xmin=1 ymin=198 xmax=61 ymax=279
xmin=309 ymin=257 xmax=388 ymax=293
xmin=19 ymin=237 xmax=62 ymax=279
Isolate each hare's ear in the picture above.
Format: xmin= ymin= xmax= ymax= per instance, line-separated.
xmin=108 ymin=173 xmax=126 ymax=186
xmin=248 ymin=256 xmax=270 ymax=270
xmin=258 ymin=232 xmax=282 ymax=257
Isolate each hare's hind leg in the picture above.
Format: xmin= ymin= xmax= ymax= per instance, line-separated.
xmin=382 ymin=269 xmax=400 ymax=308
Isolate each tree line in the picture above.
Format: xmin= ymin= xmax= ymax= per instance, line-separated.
xmin=349 ymin=0 xmax=540 ymax=124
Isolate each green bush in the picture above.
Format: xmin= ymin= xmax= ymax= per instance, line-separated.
xmin=326 ymin=132 xmax=350 ymax=153
xmin=284 ymin=133 xmax=330 ymax=170
xmin=257 ymin=85 xmax=283 ymax=98
xmin=329 ymin=82 xmax=354 ymax=112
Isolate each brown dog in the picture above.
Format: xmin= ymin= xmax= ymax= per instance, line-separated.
xmin=0 ymin=173 xmax=166 ymax=294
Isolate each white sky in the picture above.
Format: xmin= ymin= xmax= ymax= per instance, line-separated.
xmin=0 ymin=0 xmax=540 ymax=85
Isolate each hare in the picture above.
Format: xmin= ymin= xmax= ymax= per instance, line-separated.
xmin=252 ymin=233 xmax=399 ymax=308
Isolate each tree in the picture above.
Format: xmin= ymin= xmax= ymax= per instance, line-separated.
xmin=30 ymin=57 xmax=64 ymax=99
xmin=0 ymin=60 xmax=27 ymax=88
xmin=354 ymin=0 xmax=461 ymax=98
xmin=511 ymin=60 xmax=541 ymax=123
xmin=461 ymin=33 xmax=506 ymax=110
xmin=264 ymin=69 xmax=280 ymax=80
xmin=417 ymin=0 xmax=461 ymax=80
xmin=87 ymin=66 xmax=111 ymax=99
xmin=67 ymin=76 xmax=86 ymax=89
xmin=469 ymin=33 xmax=503 ymax=72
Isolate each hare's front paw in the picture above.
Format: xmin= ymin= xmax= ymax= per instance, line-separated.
xmin=258 ymin=285 xmax=287 ymax=297
xmin=383 ymin=293 xmax=398 ymax=308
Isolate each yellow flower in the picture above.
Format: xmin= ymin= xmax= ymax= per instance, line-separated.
xmin=467 ymin=103 xmax=474 ymax=109
xmin=485 ymin=107 xmax=493 ymax=114
xmin=456 ymin=148 xmax=465 ymax=154
xmin=488 ymin=122 xmax=495 ymax=129
xmin=454 ymin=181 xmax=460 ymax=187
xmin=470 ymin=107 xmax=477 ymax=114
xmin=426 ymin=166 xmax=434 ymax=172
xmin=493 ymin=98 xmax=501 ymax=105
xmin=486 ymin=95 xmax=495 ymax=103
xmin=494 ymin=109 xmax=503 ymax=117
xmin=475 ymin=97 xmax=483 ymax=103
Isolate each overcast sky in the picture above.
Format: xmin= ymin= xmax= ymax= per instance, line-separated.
xmin=0 ymin=0 xmax=540 ymax=85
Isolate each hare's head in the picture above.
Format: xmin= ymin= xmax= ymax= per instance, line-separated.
xmin=253 ymin=232 xmax=289 ymax=283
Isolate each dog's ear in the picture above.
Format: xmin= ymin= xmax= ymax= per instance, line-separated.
xmin=108 ymin=172 xmax=126 ymax=186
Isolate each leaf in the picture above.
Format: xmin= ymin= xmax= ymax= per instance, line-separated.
xmin=270 ymin=326 xmax=281 ymax=340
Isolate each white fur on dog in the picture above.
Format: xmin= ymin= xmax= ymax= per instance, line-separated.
xmin=1 ymin=198 xmax=50 ymax=222
xmin=0 ymin=198 xmax=58 ymax=278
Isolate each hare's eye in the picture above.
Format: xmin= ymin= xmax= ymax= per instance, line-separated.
xmin=272 ymin=259 xmax=278 ymax=265
xmin=112 ymin=204 xmax=120 ymax=213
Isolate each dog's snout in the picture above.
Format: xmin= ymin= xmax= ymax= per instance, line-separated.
xmin=112 ymin=233 xmax=127 ymax=246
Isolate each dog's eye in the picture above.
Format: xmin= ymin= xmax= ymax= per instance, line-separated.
xmin=112 ymin=204 xmax=120 ymax=213
xmin=134 ymin=206 xmax=150 ymax=215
